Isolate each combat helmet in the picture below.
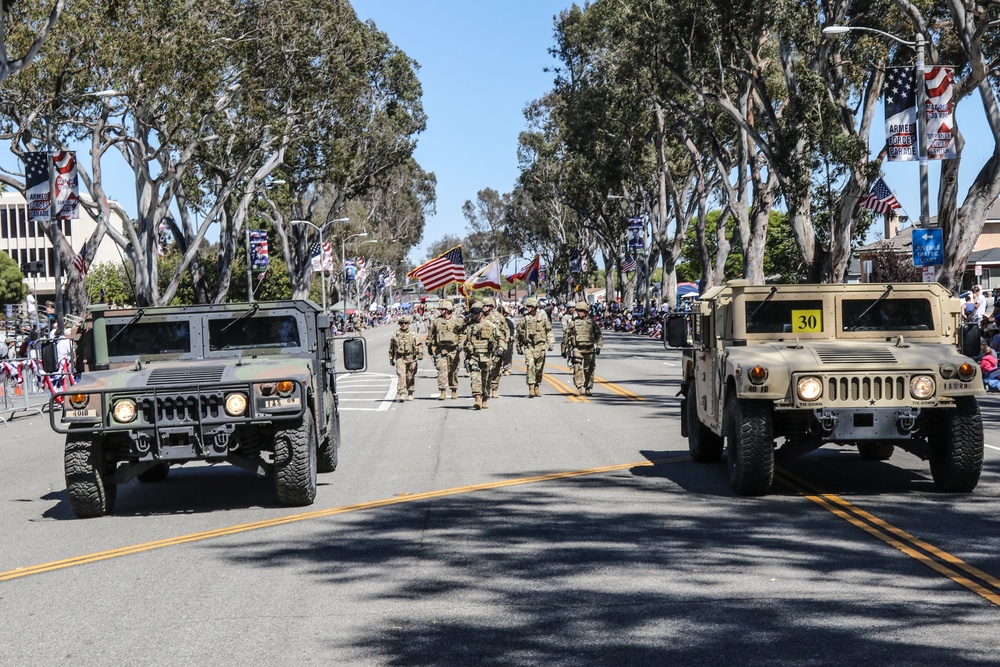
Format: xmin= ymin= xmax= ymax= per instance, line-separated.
xmin=524 ymin=297 xmax=539 ymax=308
xmin=565 ymin=301 xmax=575 ymax=310
xmin=438 ymin=299 xmax=454 ymax=311
xmin=482 ymin=296 xmax=495 ymax=307
xmin=399 ymin=315 xmax=411 ymax=324
xmin=470 ymin=300 xmax=484 ymax=313
xmin=575 ymin=301 xmax=590 ymax=311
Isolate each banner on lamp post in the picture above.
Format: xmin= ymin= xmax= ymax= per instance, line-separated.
xmin=248 ymin=230 xmax=269 ymax=273
xmin=924 ymin=66 xmax=957 ymax=160
xmin=885 ymin=67 xmax=917 ymax=162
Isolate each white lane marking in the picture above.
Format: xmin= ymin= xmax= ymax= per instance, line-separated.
xmin=338 ymin=391 xmax=393 ymax=395
xmin=986 ymin=444 xmax=1000 ymax=452
xmin=377 ymin=377 xmax=399 ymax=412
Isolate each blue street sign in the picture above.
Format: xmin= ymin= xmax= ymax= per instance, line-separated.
xmin=912 ymin=228 xmax=943 ymax=266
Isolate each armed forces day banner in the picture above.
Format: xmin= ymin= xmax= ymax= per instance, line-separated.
xmin=885 ymin=65 xmax=956 ymax=162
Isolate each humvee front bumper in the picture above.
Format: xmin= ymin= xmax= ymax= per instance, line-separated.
xmin=810 ymin=407 xmax=921 ymax=441
xmin=49 ymin=381 xmax=307 ymax=458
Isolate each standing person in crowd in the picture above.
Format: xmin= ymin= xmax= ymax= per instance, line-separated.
xmin=482 ymin=297 xmax=509 ymax=398
xmin=515 ymin=297 xmax=554 ymax=398
xmin=963 ymin=295 xmax=975 ymax=322
xmin=389 ymin=315 xmax=422 ymax=402
xmin=463 ymin=301 xmax=502 ymax=410
xmin=973 ymin=285 xmax=987 ymax=323
xmin=26 ymin=288 xmax=38 ymax=326
xmin=564 ymin=300 xmax=604 ymax=396
xmin=426 ymin=299 xmax=464 ymax=400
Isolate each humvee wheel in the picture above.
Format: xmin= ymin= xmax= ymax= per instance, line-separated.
xmin=274 ymin=410 xmax=318 ymax=505
xmin=686 ymin=386 xmax=723 ymax=463
xmin=64 ymin=432 xmax=116 ymax=518
xmin=138 ymin=463 xmax=171 ymax=483
xmin=929 ymin=397 xmax=984 ymax=492
xmin=318 ymin=405 xmax=341 ymax=473
xmin=726 ymin=395 xmax=775 ymax=496
xmin=858 ymin=443 xmax=895 ymax=461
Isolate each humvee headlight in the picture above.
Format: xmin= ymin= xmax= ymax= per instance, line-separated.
xmin=68 ymin=393 xmax=89 ymax=409
xmin=910 ymin=375 xmax=936 ymax=400
xmin=112 ymin=399 xmax=137 ymax=423
xmin=958 ymin=363 xmax=977 ymax=382
xmin=276 ymin=381 xmax=294 ymax=397
xmin=796 ymin=376 xmax=823 ymax=402
xmin=748 ymin=365 xmax=768 ymax=384
xmin=224 ymin=392 xmax=248 ymax=416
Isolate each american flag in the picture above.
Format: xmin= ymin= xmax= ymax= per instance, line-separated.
xmin=858 ymin=178 xmax=901 ymax=215
xmin=72 ymin=252 xmax=87 ymax=278
xmin=622 ymin=254 xmax=637 ymax=272
xmin=885 ymin=67 xmax=915 ymax=118
xmin=407 ymin=246 xmax=465 ymax=291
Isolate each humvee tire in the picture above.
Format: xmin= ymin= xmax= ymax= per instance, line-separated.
xmin=726 ymin=395 xmax=774 ymax=495
xmin=137 ymin=463 xmax=171 ymax=483
xmin=65 ymin=432 xmax=116 ymax=518
xmin=858 ymin=443 xmax=895 ymax=461
xmin=929 ymin=397 xmax=984 ymax=492
xmin=686 ymin=383 xmax=723 ymax=463
xmin=274 ymin=410 xmax=318 ymax=505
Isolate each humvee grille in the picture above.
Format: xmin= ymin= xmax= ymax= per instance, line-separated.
xmin=815 ymin=347 xmax=897 ymax=364
xmin=139 ymin=392 xmax=224 ymax=424
xmin=825 ymin=375 xmax=908 ymax=405
xmin=148 ymin=366 xmax=226 ymax=385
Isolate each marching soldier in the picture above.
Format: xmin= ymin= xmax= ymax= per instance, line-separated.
xmin=427 ymin=299 xmax=464 ymax=400
xmin=464 ymin=301 xmax=502 ymax=410
xmin=389 ymin=315 xmax=422 ymax=402
xmin=564 ymin=301 xmax=603 ymax=396
xmin=515 ymin=297 xmax=554 ymax=398
xmin=482 ymin=296 xmax=509 ymax=398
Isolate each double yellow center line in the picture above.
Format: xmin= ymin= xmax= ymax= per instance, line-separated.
xmin=511 ymin=361 xmax=644 ymax=402
xmin=776 ymin=467 xmax=1000 ymax=607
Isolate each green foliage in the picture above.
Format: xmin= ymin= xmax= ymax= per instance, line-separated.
xmin=84 ymin=261 xmax=133 ymax=306
xmin=0 ymin=251 xmax=27 ymax=306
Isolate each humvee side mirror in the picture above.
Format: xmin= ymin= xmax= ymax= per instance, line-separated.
xmin=40 ymin=340 xmax=59 ymax=374
xmin=665 ymin=314 xmax=690 ymax=348
xmin=961 ymin=323 xmax=981 ymax=358
xmin=343 ymin=337 xmax=367 ymax=371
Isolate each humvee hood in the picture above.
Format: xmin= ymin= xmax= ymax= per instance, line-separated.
xmin=75 ymin=357 xmax=314 ymax=390
xmin=746 ymin=341 xmax=938 ymax=369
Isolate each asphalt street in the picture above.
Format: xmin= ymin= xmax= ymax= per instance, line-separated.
xmin=2 ymin=324 xmax=1000 ymax=665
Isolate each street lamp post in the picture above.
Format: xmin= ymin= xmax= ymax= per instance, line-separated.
xmin=823 ymin=25 xmax=930 ymax=228
xmin=291 ymin=217 xmax=349 ymax=312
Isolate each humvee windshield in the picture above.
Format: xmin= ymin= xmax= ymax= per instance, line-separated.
xmin=208 ymin=315 xmax=301 ymax=351
xmin=841 ymin=298 xmax=934 ymax=331
xmin=746 ymin=299 xmax=824 ymax=334
xmin=107 ymin=321 xmax=192 ymax=357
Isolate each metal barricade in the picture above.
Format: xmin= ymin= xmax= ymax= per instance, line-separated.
xmin=0 ymin=352 xmax=75 ymax=426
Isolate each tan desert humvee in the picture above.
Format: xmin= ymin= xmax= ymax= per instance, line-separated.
xmin=664 ymin=280 xmax=984 ymax=496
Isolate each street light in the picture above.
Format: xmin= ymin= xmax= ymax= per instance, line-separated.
xmin=291 ymin=217 xmax=350 ymax=311
xmin=823 ymin=25 xmax=930 ymax=228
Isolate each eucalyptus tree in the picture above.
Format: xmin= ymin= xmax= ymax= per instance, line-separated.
xmin=265 ymin=16 xmax=428 ymax=300
xmin=462 ymin=187 xmax=519 ymax=262
xmin=0 ymin=0 xmax=64 ymax=83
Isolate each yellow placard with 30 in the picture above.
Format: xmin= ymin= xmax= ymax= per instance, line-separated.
xmin=791 ymin=309 xmax=822 ymax=333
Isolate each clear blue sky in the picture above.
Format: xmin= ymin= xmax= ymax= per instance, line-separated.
xmin=351 ymin=1 xmax=569 ymax=264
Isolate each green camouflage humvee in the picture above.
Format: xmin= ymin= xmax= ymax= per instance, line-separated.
xmin=664 ymin=281 xmax=984 ymax=496
xmin=48 ymin=300 xmax=365 ymax=518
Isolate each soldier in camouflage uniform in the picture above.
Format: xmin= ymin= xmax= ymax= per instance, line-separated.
xmin=563 ymin=301 xmax=603 ymax=396
xmin=464 ymin=301 xmax=502 ymax=410
xmin=427 ymin=299 xmax=464 ymax=400
xmin=482 ymin=296 xmax=510 ymax=398
xmin=389 ymin=315 xmax=422 ymax=402
xmin=515 ymin=297 xmax=554 ymax=398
